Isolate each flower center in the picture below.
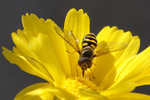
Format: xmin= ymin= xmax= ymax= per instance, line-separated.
xmin=63 ymin=77 xmax=99 ymax=98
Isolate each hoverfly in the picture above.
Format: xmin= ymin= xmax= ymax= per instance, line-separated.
xmin=54 ymin=26 xmax=128 ymax=77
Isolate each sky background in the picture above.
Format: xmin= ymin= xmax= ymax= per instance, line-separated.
xmin=1 ymin=0 xmax=150 ymax=100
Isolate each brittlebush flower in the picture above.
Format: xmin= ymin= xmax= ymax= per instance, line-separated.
xmin=2 ymin=8 xmax=150 ymax=100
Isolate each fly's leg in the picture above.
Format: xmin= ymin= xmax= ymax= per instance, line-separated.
xmin=66 ymin=50 xmax=76 ymax=54
xmin=76 ymin=65 xmax=79 ymax=76
xmin=89 ymin=68 xmax=95 ymax=80
xmin=82 ymin=69 xmax=85 ymax=77
xmin=90 ymin=63 xmax=96 ymax=80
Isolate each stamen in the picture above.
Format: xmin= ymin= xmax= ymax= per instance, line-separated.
xmin=63 ymin=77 xmax=99 ymax=98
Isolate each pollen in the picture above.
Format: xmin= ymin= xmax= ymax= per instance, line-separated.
xmin=63 ymin=77 xmax=99 ymax=98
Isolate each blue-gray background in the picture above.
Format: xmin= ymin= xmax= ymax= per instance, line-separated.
xmin=1 ymin=0 xmax=150 ymax=100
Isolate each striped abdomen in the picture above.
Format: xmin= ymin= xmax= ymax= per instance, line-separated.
xmin=82 ymin=33 xmax=97 ymax=50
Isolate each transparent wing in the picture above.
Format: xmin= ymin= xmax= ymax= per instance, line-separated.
xmin=94 ymin=41 xmax=128 ymax=57
xmin=54 ymin=26 xmax=80 ymax=53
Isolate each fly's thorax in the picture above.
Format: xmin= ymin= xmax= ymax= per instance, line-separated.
xmin=81 ymin=47 xmax=94 ymax=59
xmin=82 ymin=33 xmax=97 ymax=50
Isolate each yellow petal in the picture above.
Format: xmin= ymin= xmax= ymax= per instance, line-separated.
xmin=64 ymin=8 xmax=90 ymax=43
xmin=22 ymin=13 xmax=38 ymax=39
xmin=93 ymin=52 xmax=115 ymax=86
xmin=97 ymin=26 xmax=118 ymax=42
xmin=11 ymin=31 xmax=38 ymax=61
xmin=12 ymin=13 xmax=69 ymax=85
xmin=131 ymin=64 xmax=150 ymax=86
xmin=29 ymin=33 xmax=66 ymax=86
xmin=96 ymin=27 xmax=139 ymax=64
xmin=24 ymin=16 xmax=71 ymax=78
xmin=46 ymin=87 xmax=77 ymax=100
xmin=98 ymin=65 xmax=118 ymax=90
xmin=16 ymin=29 xmax=29 ymax=45
xmin=14 ymin=83 xmax=54 ymax=100
xmin=135 ymin=75 xmax=150 ymax=86
xmin=105 ymin=29 xmax=124 ymax=42
xmin=100 ymin=81 xmax=136 ymax=98
xmin=111 ymin=93 xmax=150 ymax=100
xmin=22 ymin=13 xmax=50 ymax=39
xmin=102 ymin=36 xmax=140 ymax=87
xmin=45 ymin=19 xmax=71 ymax=77
xmin=2 ymin=47 xmax=54 ymax=84
xmin=79 ymin=89 xmax=108 ymax=100
xmin=15 ymin=82 xmax=77 ymax=100
xmin=114 ymin=36 xmax=140 ymax=65
xmin=93 ymin=26 xmax=134 ymax=86
xmin=115 ymin=46 xmax=150 ymax=84
xmin=109 ymin=31 xmax=132 ymax=61
xmin=64 ymin=8 xmax=90 ymax=76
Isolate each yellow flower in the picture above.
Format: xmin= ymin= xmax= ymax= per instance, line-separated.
xmin=2 ymin=8 xmax=150 ymax=100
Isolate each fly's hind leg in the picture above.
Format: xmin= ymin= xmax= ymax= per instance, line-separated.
xmin=89 ymin=68 xmax=95 ymax=80
xmin=90 ymin=63 xmax=97 ymax=80
xmin=91 ymin=68 xmax=95 ymax=79
xmin=76 ymin=65 xmax=79 ymax=76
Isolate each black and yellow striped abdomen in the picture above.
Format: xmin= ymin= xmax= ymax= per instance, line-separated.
xmin=82 ymin=33 xmax=97 ymax=50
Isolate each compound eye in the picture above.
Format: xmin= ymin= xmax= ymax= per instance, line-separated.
xmin=78 ymin=58 xmax=92 ymax=68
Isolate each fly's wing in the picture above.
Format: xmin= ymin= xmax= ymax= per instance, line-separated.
xmin=94 ymin=41 xmax=128 ymax=57
xmin=54 ymin=26 xmax=80 ymax=53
